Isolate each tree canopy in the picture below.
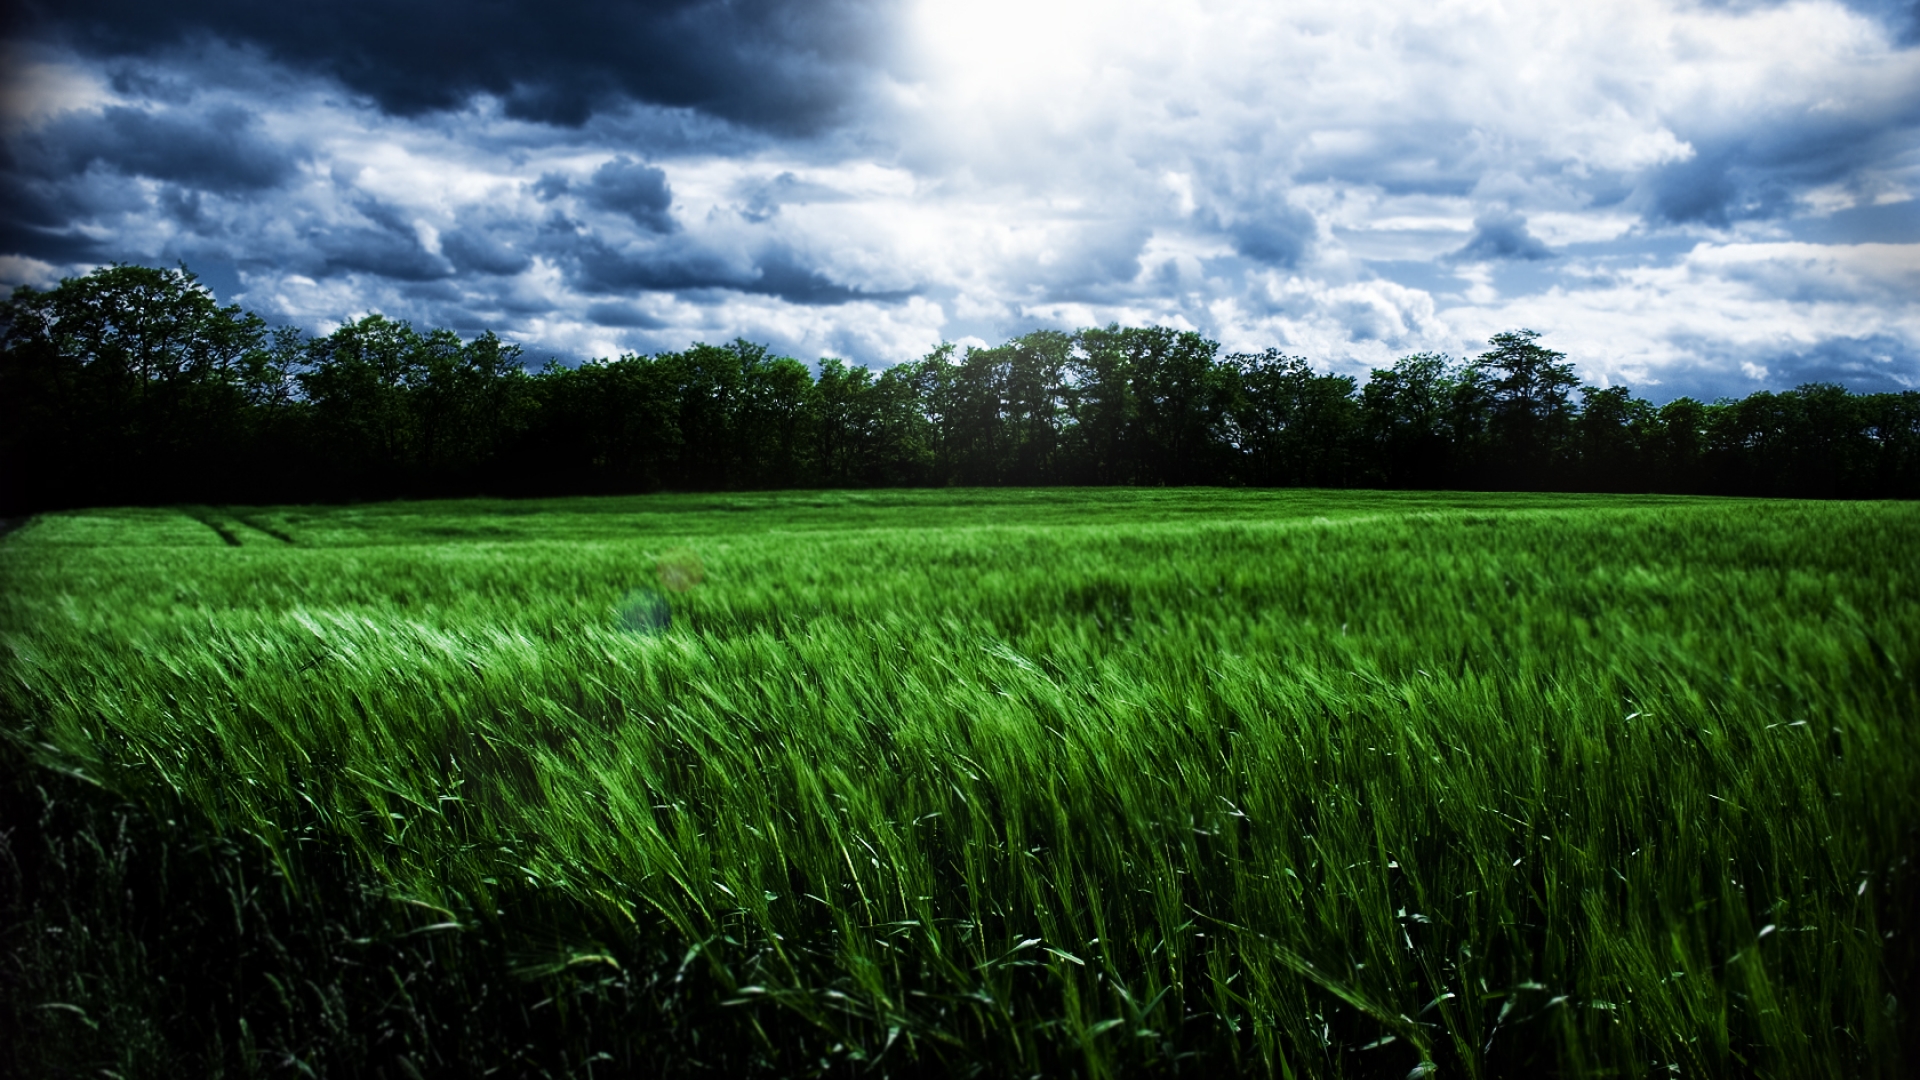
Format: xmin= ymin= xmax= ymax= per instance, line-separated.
xmin=4 ymin=264 xmax=1916 ymax=512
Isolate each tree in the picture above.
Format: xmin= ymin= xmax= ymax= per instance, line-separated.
xmin=1859 ymin=391 xmax=1920 ymax=499
xmin=0 ymin=263 xmax=277 ymax=509
xmin=1059 ymin=327 xmax=1139 ymax=484
xmin=942 ymin=341 xmax=1016 ymax=485
xmin=1361 ymin=352 xmax=1459 ymax=488
xmin=411 ymin=330 xmax=530 ymax=486
xmin=809 ymin=358 xmax=879 ymax=486
xmin=1068 ymin=326 xmax=1225 ymax=485
xmin=520 ymin=355 xmax=681 ymax=494
xmin=1228 ymin=350 xmax=1361 ymax=487
xmin=655 ymin=342 xmax=747 ymax=488
xmin=1573 ymin=384 xmax=1656 ymax=491
xmin=868 ymin=353 xmax=942 ymax=485
xmin=1703 ymin=383 xmax=1879 ymax=498
xmin=1470 ymin=329 xmax=1579 ymax=485
xmin=734 ymin=346 xmax=813 ymax=488
xmin=297 ymin=315 xmax=432 ymax=495
xmin=8 ymin=266 xmax=1918 ymax=508
xmin=1652 ymin=397 xmax=1709 ymax=493
xmin=1001 ymin=331 xmax=1073 ymax=485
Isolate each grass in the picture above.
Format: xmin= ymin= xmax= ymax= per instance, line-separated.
xmin=2 ymin=488 xmax=1917 ymax=1077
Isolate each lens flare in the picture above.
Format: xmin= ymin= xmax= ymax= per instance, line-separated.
xmin=657 ymin=549 xmax=704 ymax=593
xmin=613 ymin=588 xmax=671 ymax=634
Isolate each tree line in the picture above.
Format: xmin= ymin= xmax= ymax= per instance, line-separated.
xmin=4 ymin=264 xmax=1916 ymax=512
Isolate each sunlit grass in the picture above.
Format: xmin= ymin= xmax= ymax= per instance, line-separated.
xmin=3 ymin=489 xmax=1915 ymax=1076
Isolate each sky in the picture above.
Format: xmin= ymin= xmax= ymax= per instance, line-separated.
xmin=3 ymin=0 xmax=1918 ymax=400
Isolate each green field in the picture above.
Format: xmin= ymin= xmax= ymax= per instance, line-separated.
xmin=3 ymin=490 xmax=1917 ymax=1078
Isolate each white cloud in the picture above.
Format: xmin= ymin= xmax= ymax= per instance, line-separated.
xmin=1440 ymin=241 xmax=1920 ymax=390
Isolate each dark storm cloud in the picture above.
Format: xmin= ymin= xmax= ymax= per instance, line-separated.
xmin=1756 ymin=334 xmax=1918 ymax=392
xmin=440 ymin=228 xmax=532 ymax=277
xmin=2 ymin=0 xmax=1910 ymax=388
xmin=1648 ymin=333 xmax=1919 ymax=400
xmin=568 ymin=236 xmax=743 ymax=294
xmin=0 ymin=98 xmax=296 ymax=262
xmin=316 ymin=226 xmax=452 ymax=282
xmin=1450 ymin=210 xmax=1554 ymax=262
xmin=1228 ymin=203 xmax=1318 ymax=268
xmin=1642 ymin=106 xmax=1920 ymax=226
xmin=0 ymin=166 xmax=128 ymax=239
xmin=745 ymin=249 xmax=915 ymax=306
xmin=565 ymin=234 xmax=912 ymax=306
xmin=0 ymin=214 xmax=106 ymax=263
xmin=10 ymin=103 xmax=296 ymax=192
xmin=306 ymin=200 xmax=453 ymax=282
xmin=579 ymin=158 xmax=677 ymax=233
xmin=583 ymin=300 xmax=669 ymax=329
xmin=14 ymin=0 xmax=904 ymax=133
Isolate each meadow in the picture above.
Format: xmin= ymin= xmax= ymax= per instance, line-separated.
xmin=2 ymin=489 xmax=1916 ymax=1078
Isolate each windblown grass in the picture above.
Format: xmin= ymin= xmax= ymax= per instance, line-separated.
xmin=3 ymin=489 xmax=1916 ymax=1077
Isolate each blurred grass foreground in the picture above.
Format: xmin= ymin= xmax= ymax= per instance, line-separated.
xmin=2 ymin=488 xmax=1917 ymax=1077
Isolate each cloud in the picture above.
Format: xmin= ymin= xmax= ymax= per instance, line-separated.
xmin=1439 ymin=241 xmax=1920 ymax=399
xmin=743 ymin=248 xmax=917 ymax=306
xmin=565 ymin=235 xmax=744 ymax=295
xmin=314 ymin=224 xmax=450 ymax=282
xmin=13 ymin=0 xmax=905 ymax=132
xmin=582 ymin=299 xmax=668 ymax=329
xmin=1758 ymin=333 xmax=1918 ymax=392
xmin=1645 ymin=331 xmax=1919 ymax=400
xmin=292 ymin=197 xmax=449 ymax=281
xmin=563 ymin=231 xmax=916 ymax=307
xmin=732 ymin=171 xmax=851 ymax=223
xmin=578 ymin=158 xmax=677 ymax=233
xmin=1450 ymin=210 xmax=1555 ymax=263
xmin=1227 ymin=202 xmax=1318 ymax=268
xmin=1832 ymin=0 xmax=1920 ymax=42
xmin=1 ymin=0 xmax=1914 ymax=391
xmin=4 ymin=101 xmax=296 ymax=192
xmin=1642 ymin=118 xmax=1916 ymax=226
xmin=0 ymin=213 xmax=106 ymax=263
xmin=45 ymin=104 xmax=295 ymax=191
xmin=1788 ymin=198 xmax=1920 ymax=245
xmin=440 ymin=226 xmax=531 ymax=276
xmin=0 ymin=95 xmax=299 ymax=262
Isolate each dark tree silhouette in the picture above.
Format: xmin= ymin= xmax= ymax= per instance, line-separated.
xmin=4 ymin=264 xmax=1916 ymax=511
xmin=0 ymin=264 xmax=282 ymax=509
xmin=1361 ymin=352 xmax=1459 ymax=489
xmin=1471 ymin=329 xmax=1580 ymax=486
xmin=1230 ymin=350 xmax=1359 ymax=487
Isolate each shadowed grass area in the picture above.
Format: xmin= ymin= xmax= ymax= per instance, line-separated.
xmin=3 ymin=489 xmax=1917 ymax=1077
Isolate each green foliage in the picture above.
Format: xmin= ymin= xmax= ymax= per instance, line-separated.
xmin=0 ymin=264 xmax=282 ymax=507
xmin=1230 ymin=349 xmax=1361 ymax=487
xmin=7 ymin=264 xmax=1920 ymax=513
xmin=297 ymin=314 xmax=532 ymax=493
xmin=1471 ymin=329 xmax=1582 ymax=483
xmin=1360 ymin=352 xmax=1457 ymax=488
xmin=3 ymin=490 xmax=1917 ymax=1076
